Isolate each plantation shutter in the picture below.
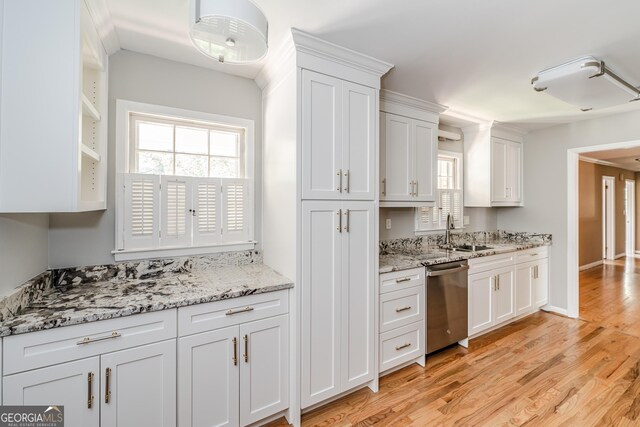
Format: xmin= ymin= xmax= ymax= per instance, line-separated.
xmin=221 ymin=178 xmax=251 ymax=242
xmin=123 ymin=173 xmax=160 ymax=249
xmin=192 ymin=178 xmax=222 ymax=246
xmin=161 ymin=176 xmax=191 ymax=247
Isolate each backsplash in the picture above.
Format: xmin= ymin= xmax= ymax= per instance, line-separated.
xmin=54 ymin=250 xmax=263 ymax=288
xmin=379 ymin=230 xmax=552 ymax=255
xmin=0 ymin=271 xmax=53 ymax=322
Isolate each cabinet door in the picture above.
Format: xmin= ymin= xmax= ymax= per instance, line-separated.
xmin=515 ymin=263 xmax=534 ymax=317
xmin=382 ymin=113 xmax=413 ymax=201
xmin=506 ymin=141 xmax=522 ymax=203
xmin=534 ymin=259 xmax=549 ymax=307
xmin=301 ymin=70 xmax=342 ymax=200
xmin=413 ymin=120 xmax=436 ymax=202
xmin=494 ymin=268 xmax=515 ymax=325
xmin=178 ymin=327 xmax=239 ymax=427
xmin=468 ymin=271 xmax=495 ymax=336
xmin=341 ymin=202 xmax=375 ymax=390
xmin=491 ymin=138 xmax=508 ymax=203
xmin=3 ymin=357 xmax=100 ymax=427
xmin=240 ymin=315 xmax=289 ymax=426
xmin=342 ymin=81 xmax=376 ymax=200
xmin=101 ymin=340 xmax=176 ymax=427
xmin=301 ymin=202 xmax=342 ymax=408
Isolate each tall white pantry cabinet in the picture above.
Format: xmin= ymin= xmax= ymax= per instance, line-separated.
xmin=258 ymin=29 xmax=393 ymax=424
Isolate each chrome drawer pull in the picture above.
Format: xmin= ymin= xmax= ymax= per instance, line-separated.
xmin=395 ymin=277 xmax=412 ymax=283
xmin=225 ymin=306 xmax=254 ymax=316
xmin=395 ymin=343 xmax=411 ymax=351
xmin=395 ymin=306 xmax=411 ymax=313
xmin=530 ymin=253 xmax=538 ymax=257
xmin=77 ymin=331 xmax=121 ymax=345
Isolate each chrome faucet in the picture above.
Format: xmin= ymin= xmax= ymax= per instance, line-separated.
xmin=445 ymin=213 xmax=455 ymax=245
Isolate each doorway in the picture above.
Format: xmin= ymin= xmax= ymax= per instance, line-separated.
xmin=626 ymin=179 xmax=636 ymax=257
xmin=602 ymin=176 xmax=615 ymax=260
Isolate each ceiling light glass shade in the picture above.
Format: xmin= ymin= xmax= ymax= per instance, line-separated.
xmin=531 ymin=56 xmax=640 ymax=111
xmin=190 ymin=0 xmax=268 ymax=64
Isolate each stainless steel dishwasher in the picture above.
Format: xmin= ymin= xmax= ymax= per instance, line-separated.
xmin=425 ymin=260 xmax=469 ymax=354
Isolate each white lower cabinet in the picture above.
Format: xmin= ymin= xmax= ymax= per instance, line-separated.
xmin=178 ymin=293 xmax=289 ymax=427
xmin=301 ymin=201 xmax=375 ymax=408
xmin=100 ymin=340 xmax=176 ymax=427
xmin=4 ymin=357 xmax=100 ymax=427
xmin=469 ymin=247 xmax=550 ymax=338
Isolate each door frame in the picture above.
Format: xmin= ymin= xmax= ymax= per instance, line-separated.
xmin=567 ymin=139 xmax=640 ymax=319
xmin=626 ymin=179 xmax=636 ymax=256
xmin=602 ymin=176 xmax=615 ymax=261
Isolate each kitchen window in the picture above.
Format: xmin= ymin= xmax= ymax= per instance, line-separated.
xmin=114 ymin=100 xmax=255 ymax=261
xmin=415 ymin=151 xmax=463 ymax=232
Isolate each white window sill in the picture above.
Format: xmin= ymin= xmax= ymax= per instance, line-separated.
xmin=112 ymin=241 xmax=258 ymax=262
xmin=414 ymin=227 xmax=465 ymax=236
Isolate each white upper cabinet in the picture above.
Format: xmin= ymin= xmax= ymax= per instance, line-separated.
xmin=463 ymin=123 xmax=525 ymax=207
xmin=302 ymin=70 xmax=376 ymax=201
xmin=0 ymin=0 xmax=108 ymax=212
xmin=379 ymin=91 xmax=444 ymax=207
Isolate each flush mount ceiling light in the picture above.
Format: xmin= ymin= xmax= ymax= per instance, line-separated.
xmin=531 ymin=56 xmax=640 ymax=111
xmin=189 ymin=0 xmax=268 ymax=64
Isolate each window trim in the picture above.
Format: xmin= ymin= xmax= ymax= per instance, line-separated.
xmin=114 ymin=100 xmax=256 ymax=260
xmin=415 ymin=150 xmax=464 ymax=234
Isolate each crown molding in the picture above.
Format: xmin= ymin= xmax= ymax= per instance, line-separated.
xmin=579 ymin=155 xmax=640 ymax=171
xmin=380 ymin=90 xmax=447 ymax=115
xmin=85 ymin=0 xmax=120 ymax=55
xmin=291 ymin=28 xmax=393 ymax=79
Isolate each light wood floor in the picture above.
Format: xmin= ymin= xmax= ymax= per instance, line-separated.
xmin=268 ymin=257 xmax=640 ymax=426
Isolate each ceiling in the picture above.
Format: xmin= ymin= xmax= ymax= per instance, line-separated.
xmin=583 ymin=147 xmax=640 ymax=172
xmin=103 ymin=0 xmax=640 ymax=129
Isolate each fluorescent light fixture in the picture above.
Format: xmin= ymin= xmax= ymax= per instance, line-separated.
xmin=190 ymin=0 xmax=268 ymax=64
xmin=531 ymin=56 xmax=640 ymax=111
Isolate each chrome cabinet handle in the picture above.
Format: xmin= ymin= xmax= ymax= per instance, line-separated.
xmin=395 ymin=306 xmax=411 ymax=313
xmin=382 ymin=178 xmax=386 ymax=196
xmin=497 ymin=275 xmax=500 ymax=290
xmin=409 ymin=181 xmax=414 ymax=197
xmin=337 ymin=170 xmax=342 ymax=192
xmin=344 ymin=209 xmax=350 ymax=232
xmin=225 ymin=306 xmax=254 ymax=316
xmin=87 ymin=372 xmax=94 ymax=409
xmin=232 ymin=337 xmax=238 ymax=366
xmin=77 ymin=331 xmax=121 ymax=345
xmin=395 ymin=343 xmax=411 ymax=351
xmin=105 ymin=368 xmax=111 ymax=404
xmin=395 ymin=277 xmax=411 ymax=283
xmin=345 ymin=170 xmax=350 ymax=193
xmin=415 ymin=180 xmax=418 ymax=196
xmin=337 ymin=209 xmax=342 ymax=232
xmin=243 ymin=334 xmax=249 ymax=363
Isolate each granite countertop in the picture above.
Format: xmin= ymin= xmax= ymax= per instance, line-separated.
xmin=379 ymin=231 xmax=552 ymax=274
xmin=0 ymin=262 xmax=293 ymax=337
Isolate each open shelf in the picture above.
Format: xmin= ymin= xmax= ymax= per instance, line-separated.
xmin=81 ymin=144 xmax=101 ymax=162
xmin=81 ymin=93 xmax=101 ymax=121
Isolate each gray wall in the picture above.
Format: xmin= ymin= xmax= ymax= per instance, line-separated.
xmin=379 ymin=125 xmax=498 ymax=240
xmin=49 ymin=51 xmax=263 ymax=268
xmin=497 ymin=109 xmax=640 ymax=312
xmin=0 ymin=214 xmax=49 ymax=295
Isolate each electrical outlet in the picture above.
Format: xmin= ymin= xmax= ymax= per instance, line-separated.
xmin=463 ymin=216 xmax=470 ymax=226
xmin=385 ymin=219 xmax=392 ymax=229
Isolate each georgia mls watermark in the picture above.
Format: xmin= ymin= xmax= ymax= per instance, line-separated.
xmin=0 ymin=406 xmax=64 ymax=427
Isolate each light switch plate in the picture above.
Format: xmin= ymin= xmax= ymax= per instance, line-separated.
xmin=385 ymin=219 xmax=392 ymax=229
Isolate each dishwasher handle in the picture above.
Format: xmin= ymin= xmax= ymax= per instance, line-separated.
xmin=426 ymin=264 xmax=469 ymax=277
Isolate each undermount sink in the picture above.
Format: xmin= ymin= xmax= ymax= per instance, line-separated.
xmin=448 ymin=244 xmax=492 ymax=252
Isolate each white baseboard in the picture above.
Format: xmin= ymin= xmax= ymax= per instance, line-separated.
xmin=542 ymin=305 xmax=571 ymax=317
xmin=615 ymin=253 xmax=626 ymax=259
xmin=579 ymin=260 xmax=603 ymax=271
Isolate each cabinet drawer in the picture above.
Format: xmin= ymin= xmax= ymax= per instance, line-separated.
xmin=515 ymin=247 xmax=548 ymax=264
xmin=468 ymin=253 xmax=514 ymax=274
xmin=4 ymin=310 xmax=177 ymax=375
xmin=380 ymin=287 xmax=424 ymax=333
xmin=380 ymin=268 xmax=425 ymax=294
xmin=379 ymin=321 xmax=424 ymax=372
xmin=178 ymin=290 xmax=288 ymax=337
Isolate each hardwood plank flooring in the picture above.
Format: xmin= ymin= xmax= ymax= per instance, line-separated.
xmin=267 ymin=258 xmax=640 ymax=426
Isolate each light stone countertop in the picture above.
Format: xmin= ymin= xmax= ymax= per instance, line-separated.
xmin=0 ymin=263 xmax=293 ymax=337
